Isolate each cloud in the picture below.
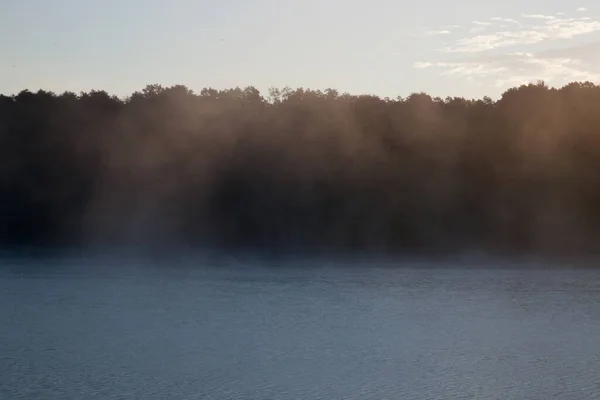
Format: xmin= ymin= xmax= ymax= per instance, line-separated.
xmin=490 ymin=17 xmax=520 ymax=24
xmin=522 ymin=14 xmax=557 ymax=20
xmin=577 ymin=7 xmax=587 ymax=12
xmin=413 ymin=62 xmax=434 ymax=68
xmin=440 ymin=12 xmax=600 ymax=52
xmin=424 ymin=30 xmax=452 ymax=37
xmin=443 ymin=31 xmax=548 ymax=53
xmin=469 ymin=27 xmax=487 ymax=34
xmin=414 ymin=42 xmax=600 ymax=88
xmin=415 ymin=9 xmax=600 ymax=90
xmin=421 ymin=25 xmax=460 ymax=37
xmin=468 ymin=21 xmax=492 ymax=33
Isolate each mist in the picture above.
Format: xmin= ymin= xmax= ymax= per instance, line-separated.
xmin=2 ymin=81 xmax=600 ymax=260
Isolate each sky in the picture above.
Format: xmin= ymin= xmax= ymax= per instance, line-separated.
xmin=1 ymin=0 xmax=600 ymax=99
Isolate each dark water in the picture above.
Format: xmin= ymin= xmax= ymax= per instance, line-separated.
xmin=2 ymin=256 xmax=600 ymax=399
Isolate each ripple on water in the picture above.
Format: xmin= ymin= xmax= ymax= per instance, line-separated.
xmin=1 ymin=262 xmax=600 ymax=399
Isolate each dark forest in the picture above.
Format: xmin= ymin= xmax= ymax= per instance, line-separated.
xmin=2 ymin=81 xmax=600 ymax=257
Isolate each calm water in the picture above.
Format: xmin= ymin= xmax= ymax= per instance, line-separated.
xmin=2 ymin=256 xmax=600 ymax=399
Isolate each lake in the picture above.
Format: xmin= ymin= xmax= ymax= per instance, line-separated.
xmin=1 ymin=254 xmax=600 ymax=399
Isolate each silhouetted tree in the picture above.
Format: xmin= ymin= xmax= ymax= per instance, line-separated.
xmin=3 ymin=82 xmax=600 ymax=256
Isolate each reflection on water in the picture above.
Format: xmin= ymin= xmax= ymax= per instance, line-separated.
xmin=1 ymin=257 xmax=600 ymax=399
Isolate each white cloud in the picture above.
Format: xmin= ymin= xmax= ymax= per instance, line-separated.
xmin=522 ymin=14 xmax=557 ymax=20
xmin=443 ymin=31 xmax=548 ymax=53
xmin=490 ymin=17 xmax=520 ymax=24
xmin=416 ymin=9 xmax=600 ymax=90
xmin=468 ymin=21 xmax=492 ymax=33
xmin=424 ymin=30 xmax=452 ymax=37
xmin=415 ymin=42 xmax=600 ymax=88
xmin=420 ymin=25 xmax=460 ymax=38
xmin=413 ymin=61 xmax=434 ymax=68
xmin=577 ymin=7 xmax=587 ymax=12
xmin=469 ymin=27 xmax=487 ymax=34
xmin=440 ymin=12 xmax=600 ymax=52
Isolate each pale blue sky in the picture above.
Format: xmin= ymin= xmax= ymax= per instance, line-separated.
xmin=1 ymin=0 xmax=599 ymax=99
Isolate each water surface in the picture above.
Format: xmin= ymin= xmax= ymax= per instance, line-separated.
xmin=1 ymin=256 xmax=600 ymax=399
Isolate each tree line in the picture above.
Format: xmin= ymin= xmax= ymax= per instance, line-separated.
xmin=2 ymin=81 xmax=600 ymax=257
